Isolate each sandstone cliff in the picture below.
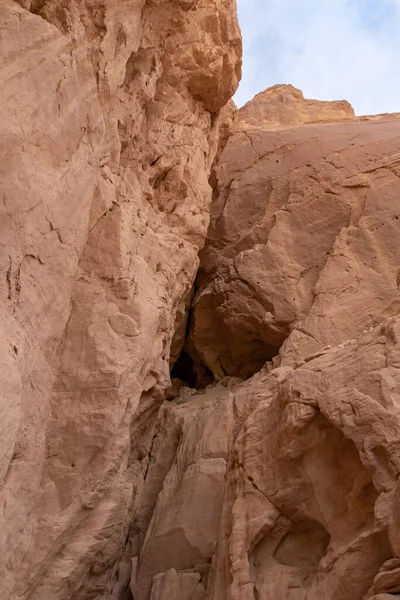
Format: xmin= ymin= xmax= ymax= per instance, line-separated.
xmin=2 ymin=1 xmax=400 ymax=600
xmin=134 ymin=88 xmax=400 ymax=600
xmin=0 ymin=1 xmax=240 ymax=598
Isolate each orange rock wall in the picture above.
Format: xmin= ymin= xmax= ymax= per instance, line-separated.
xmin=137 ymin=90 xmax=400 ymax=599
xmin=0 ymin=1 xmax=240 ymax=598
xmin=2 ymin=1 xmax=400 ymax=599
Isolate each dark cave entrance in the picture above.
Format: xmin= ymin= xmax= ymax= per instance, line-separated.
xmin=168 ymin=264 xmax=290 ymax=396
xmin=170 ymin=349 xmax=214 ymax=391
xmin=168 ymin=308 xmax=287 ymax=395
xmin=170 ymin=350 xmax=198 ymax=388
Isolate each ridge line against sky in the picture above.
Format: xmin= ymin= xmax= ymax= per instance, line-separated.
xmin=234 ymin=0 xmax=400 ymax=115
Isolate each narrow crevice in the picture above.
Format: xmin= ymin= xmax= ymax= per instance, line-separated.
xmin=169 ymin=286 xmax=215 ymax=392
xmin=170 ymin=350 xmax=198 ymax=388
xmin=121 ymin=585 xmax=133 ymax=600
xmin=169 ymin=282 xmax=215 ymax=392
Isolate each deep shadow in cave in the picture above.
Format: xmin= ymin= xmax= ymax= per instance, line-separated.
xmin=169 ymin=256 xmax=288 ymax=392
xmin=170 ymin=350 xmax=198 ymax=388
xmin=169 ymin=304 xmax=286 ymax=392
xmin=170 ymin=349 xmax=214 ymax=391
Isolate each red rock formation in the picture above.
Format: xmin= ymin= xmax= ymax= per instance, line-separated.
xmin=0 ymin=1 xmax=240 ymax=598
xmin=237 ymin=84 xmax=355 ymax=127
xmin=189 ymin=86 xmax=400 ymax=379
xmin=134 ymin=88 xmax=400 ymax=599
xmin=2 ymin=1 xmax=400 ymax=599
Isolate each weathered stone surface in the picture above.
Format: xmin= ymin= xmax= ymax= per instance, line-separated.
xmin=0 ymin=1 xmax=241 ymax=599
xmin=131 ymin=380 xmax=235 ymax=599
xmin=372 ymin=558 xmax=400 ymax=595
xmin=149 ymin=569 xmax=205 ymax=600
xmin=188 ymin=86 xmax=400 ymax=379
xmin=3 ymin=1 xmax=400 ymax=598
xmin=236 ymin=84 xmax=355 ymax=128
xmin=141 ymin=318 xmax=400 ymax=600
xmin=212 ymin=319 xmax=400 ymax=600
xmin=132 ymin=89 xmax=400 ymax=600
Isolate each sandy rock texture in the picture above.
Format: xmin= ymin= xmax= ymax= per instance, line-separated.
xmin=135 ymin=87 xmax=400 ymax=599
xmin=188 ymin=85 xmax=400 ymax=379
xmin=207 ymin=317 xmax=400 ymax=600
xmin=236 ymin=84 xmax=355 ymax=128
xmin=135 ymin=318 xmax=400 ymax=599
xmin=0 ymin=1 xmax=241 ymax=599
xmin=3 ymin=0 xmax=400 ymax=597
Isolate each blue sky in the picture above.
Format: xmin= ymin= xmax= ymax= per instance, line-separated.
xmin=235 ymin=0 xmax=400 ymax=115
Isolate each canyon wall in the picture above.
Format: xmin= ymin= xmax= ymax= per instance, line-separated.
xmin=0 ymin=1 xmax=240 ymax=598
xmin=2 ymin=1 xmax=400 ymax=599
xmin=134 ymin=88 xmax=400 ymax=600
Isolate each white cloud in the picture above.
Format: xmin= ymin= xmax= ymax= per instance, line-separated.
xmin=235 ymin=0 xmax=400 ymax=115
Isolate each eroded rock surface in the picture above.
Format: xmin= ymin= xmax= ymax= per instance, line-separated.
xmin=2 ymin=2 xmax=400 ymax=598
xmin=136 ymin=317 xmax=400 ymax=599
xmin=236 ymin=84 xmax=355 ymax=128
xmin=134 ymin=88 xmax=400 ymax=599
xmin=188 ymin=85 xmax=400 ymax=379
xmin=0 ymin=1 xmax=240 ymax=598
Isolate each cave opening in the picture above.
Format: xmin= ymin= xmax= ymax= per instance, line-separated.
xmin=170 ymin=349 xmax=214 ymax=392
xmin=168 ymin=307 xmax=286 ymax=396
xmin=170 ymin=350 xmax=198 ymax=388
xmin=168 ymin=262 xmax=289 ymax=397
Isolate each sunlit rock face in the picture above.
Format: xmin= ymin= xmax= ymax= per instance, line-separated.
xmin=188 ymin=86 xmax=400 ymax=380
xmin=2 ymin=0 xmax=400 ymax=598
xmin=136 ymin=88 xmax=400 ymax=600
xmin=0 ymin=1 xmax=240 ymax=598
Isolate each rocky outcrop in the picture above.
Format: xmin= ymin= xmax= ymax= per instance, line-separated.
xmin=144 ymin=319 xmax=400 ymax=599
xmin=132 ymin=379 xmax=236 ymax=599
xmin=188 ymin=86 xmax=400 ymax=379
xmin=3 ymin=1 xmax=400 ymax=597
xmin=134 ymin=87 xmax=400 ymax=599
xmin=236 ymin=84 xmax=355 ymax=127
xmin=0 ymin=1 xmax=240 ymax=599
